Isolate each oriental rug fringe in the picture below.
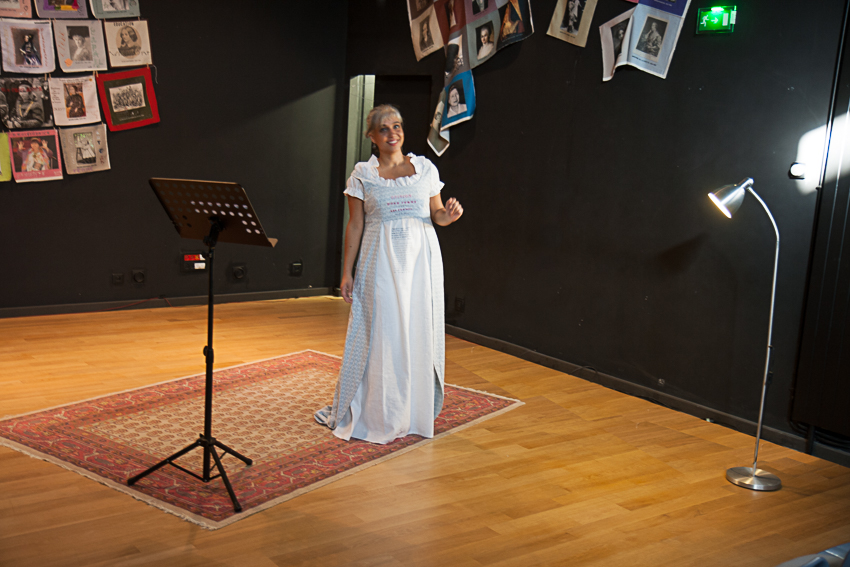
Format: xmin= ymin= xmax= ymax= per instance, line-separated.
xmin=0 ymin=350 xmax=522 ymax=529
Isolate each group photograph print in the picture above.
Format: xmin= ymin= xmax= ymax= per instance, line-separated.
xmin=34 ymin=0 xmax=88 ymax=19
xmin=54 ymin=19 xmax=107 ymax=72
xmin=547 ymin=0 xmax=598 ymax=47
xmin=0 ymin=0 xmax=31 ymax=18
xmin=0 ymin=18 xmax=55 ymax=74
xmin=89 ymin=0 xmax=139 ymax=19
xmin=60 ymin=122 xmax=109 ymax=175
xmin=49 ymin=75 xmax=101 ymax=126
xmin=0 ymin=77 xmax=54 ymax=130
xmin=8 ymin=128 xmax=62 ymax=183
xmin=96 ymin=67 xmax=159 ymax=131
xmin=104 ymin=19 xmax=150 ymax=67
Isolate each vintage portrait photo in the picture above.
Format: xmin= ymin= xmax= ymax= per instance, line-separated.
xmin=90 ymin=0 xmax=138 ymax=19
xmin=0 ymin=19 xmax=55 ymax=73
xmin=600 ymin=7 xmax=634 ymax=82
xmin=104 ymin=19 xmax=151 ymax=67
xmin=0 ymin=0 xmax=32 ymax=18
xmin=97 ymin=67 xmax=160 ymax=131
xmin=410 ymin=7 xmax=442 ymax=61
xmin=497 ymin=0 xmax=533 ymax=51
xmin=427 ymin=90 xmax=450 ymax=156
xmin=49 ymin=75 xmax=100 ymax=126
xmin=8 ymin=129 xmax=63 ymax=183
xmin=547 ymin=0 xmax=597 ymax=47
xmin=35 ymin=0 xmax=87 ymax=18
xmin=406 ymin=0 xmax=431 ymax=21
xmin=53 ymin=19 xmax=107 ymax=72
xmin=441 ymin=70 xmax=476 ymax=131
xmin=467 ymin=10 xmax=500 ymax=68
xmin=635 ymin=15 xmax=668 ymax=60
xmin=0 ymin=78 xmax=54 ymax=130
xmin=60 ymin=123 xmax=109 ymax=174
xmin=444 ymin=32 xmax=469 ymax=84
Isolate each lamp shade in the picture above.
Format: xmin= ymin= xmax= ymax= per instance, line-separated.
xmin=708 ymin=177 xmax=753 ymax=218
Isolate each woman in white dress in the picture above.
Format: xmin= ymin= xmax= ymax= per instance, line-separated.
xmin=315 ymin=104 xmax=463 ymax=444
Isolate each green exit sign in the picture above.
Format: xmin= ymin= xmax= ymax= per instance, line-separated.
xmin=696 ymin=6 xmax=737 ymax=34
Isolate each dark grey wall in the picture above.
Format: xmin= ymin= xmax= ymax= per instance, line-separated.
xmin=345 ymin=0 xmax=846 ymax=439
xmin=0 ymin=2 xmax=348 ymax=311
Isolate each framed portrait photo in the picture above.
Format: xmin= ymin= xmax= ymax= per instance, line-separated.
xmin=0 ymin=18 xmax=56 ymax=74
xmin=89 ymin=0 xmax=139 ymax=19
xmin=34 ymin=0 xmax=88 ymax=19
xmin=0 ymin=0 xmax=32 ymax=18
xmin=96 ymin=67 xmax=159 ymax=131
xmin=103 ymin=19 xmax=151 ymax=67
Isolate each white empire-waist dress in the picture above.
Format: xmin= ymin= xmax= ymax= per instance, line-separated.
xmin=315 ymin=154 xmax=446 ymax=444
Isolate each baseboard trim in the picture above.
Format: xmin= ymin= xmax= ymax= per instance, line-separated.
xmin=445 ymin=324 xmax=850 ymax=468
xmin=0 ymin=288 xmax=333 ymax=319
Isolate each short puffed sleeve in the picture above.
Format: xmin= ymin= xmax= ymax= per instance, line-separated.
xmin=424 ymin=158 xmax=444 ymax=197
xmin=343 ymin=162 xmax=371 ymax=200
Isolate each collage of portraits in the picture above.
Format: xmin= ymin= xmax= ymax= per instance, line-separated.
xmin=0 ymin=0 xmax=158 ymax=183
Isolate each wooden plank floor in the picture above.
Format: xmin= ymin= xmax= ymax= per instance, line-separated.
xmin=1 ymin=296 xmax=848 ymax=567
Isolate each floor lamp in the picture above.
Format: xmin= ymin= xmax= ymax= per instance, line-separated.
xmin=708 ymin=177 xmax=782 ymax=491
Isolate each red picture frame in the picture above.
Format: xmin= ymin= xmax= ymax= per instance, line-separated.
xmin=96 ymin=67 xmax=159 ymax=131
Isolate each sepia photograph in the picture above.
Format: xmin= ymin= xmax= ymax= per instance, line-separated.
xmin=104 ymin=19 xmax=151 ymax=67
xmin=53 ymin=20 xmax=108 ymax=72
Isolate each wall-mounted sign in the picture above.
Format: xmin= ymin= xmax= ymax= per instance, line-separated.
xmin=696 ymin=6 xmax=736 ymax=34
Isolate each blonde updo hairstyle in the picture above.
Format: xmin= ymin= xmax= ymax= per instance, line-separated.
xmin=364 ymin=104 xmax=404 ymax=139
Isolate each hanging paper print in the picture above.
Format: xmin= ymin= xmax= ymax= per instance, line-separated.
xmin=441 ymin=70 xmax=475 ymax=130
xmin=104 ymin=19 xmax=151 ymax=67
xmin=466 ymin=0 xmax=495 ymax=21
xmin=34 ymin=0 xmax=88 ymax=19
xmin=0 ymin=78 xmax=54 ymax=130
xmin=49 ymin=76 xmax=101 ymax=126
xmin=466 ymin=10 xmax=500 ymax=68
xmin=60 ymin=122 xmax=109 ymax=175
xmin=406 ymin=0 xmax=433 ymax=22
xmin=0 ymin=132 xmax=11 ymax=182
xmin=434 ymin=0 xmax=465 ymax=43
xmin=443 ymin=30 xmax=470 ymax=85
xmin=427 ymin=89 xmax=450 ymax=156
xmin=8 ymin=129 xmax=63 ymax=183
xmin=0 ymin=19 xmax=56 ymax=74
xmin=97 ymin=67 xmax=160 ymax=131
xmin=411 ymin=6 xmax=443 ymax=61
xmin=0 ymin=0 xmax=31 ymax=18
xmin=54 ymin=19 xmax=108 ymax=72
xmin=496 ymin=0 xmax=533 ymax=51
xmin=89 ymin=0 xmax=138 ymax=19
xmin=547 ymin=0 xmax=598 ymax=47
xmin=600 ymin=8 xmax=633 ymax=81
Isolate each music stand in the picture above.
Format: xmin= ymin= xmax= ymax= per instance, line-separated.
xmin=127 ymin=178 xmax=277 ymax=513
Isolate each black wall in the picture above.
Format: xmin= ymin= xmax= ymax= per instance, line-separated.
xmin=345 ymin=0 xmax=847 ymax=442
xmin=0 ymin=2 xmax=348 ymax=312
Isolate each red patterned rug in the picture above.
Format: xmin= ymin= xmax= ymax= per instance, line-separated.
xmin=0 ymin=350 xmax=521 ymax=529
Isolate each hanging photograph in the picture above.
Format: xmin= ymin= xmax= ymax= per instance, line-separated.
xmin=466 ymin=10 xmax=500 ymax=68
xmin=49 ymin=76 xmax=101 ymax=126
xmin=547 ymin=0 xmax=598 ymax=47
xmin=0 ymin=78 xmax=54 ymax=130
xmin=0 ymin=132 xmax=11 ymax=182
xmin=600 ymin=7 xmax=634 ymax=81
xmin=406 ymin=0 xmax=432 ymax=22
xmin=34 ymin=0 xmax=88 ymax=18
xmin=435 ymin=0 xmax=466 ymax=43
xmin=410 ymin=6 xmax=443 ymax=61
xmin=0 ymin=19 xmax=56 ymax=74
xmin=443 ymin=30 xmax=469 ymax=85
xmin=625 ymin=0 xmax=691 ymax=79
xmin=427 ymin=89 xmax=450 ymax=156
xmin=440 ymin=70 xmax=475 ymax=130
xmin=104 ymin=19 xmax=151 ymax=67
xmin=8 ymin=129 xmax=63 ymax=183
xmin=54 ymin=19 xmax=108 ymax=72
xmin=496 ymin=0 xmax=534 ymax=51
xmin=90 ymin=0 xmax=138 ymax=19
xmin=0 ymin=0 xmax=31 ymax=18
xmin=97 ymin=67 xmax=159 ymax=131
xmin=466 ymin=0 xmax=495 ymax=23
xmin=60 ymin=122 xmax=109 ymax=175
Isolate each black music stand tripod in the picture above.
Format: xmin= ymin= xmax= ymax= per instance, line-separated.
xmin=128 ymin=178 xmax=277 ymax=513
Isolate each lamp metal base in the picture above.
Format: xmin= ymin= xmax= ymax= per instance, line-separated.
xmin=726 ymin=466 xmax=781 ymax=491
